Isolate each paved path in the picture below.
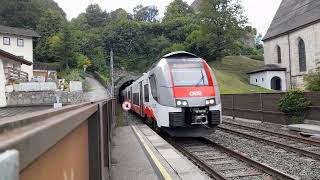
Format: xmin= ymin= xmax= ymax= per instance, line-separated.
xmin=85 ymin=76 xmax=110 ymax=102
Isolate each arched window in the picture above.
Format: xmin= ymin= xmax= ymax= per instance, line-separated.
xmin=277 ymin=45 xmax=281 ymax=64
xmin=298 ymin=39 xmax=306 ymax=72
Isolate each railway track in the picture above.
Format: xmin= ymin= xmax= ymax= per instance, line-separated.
xmin=219 ymin=122 xmax=320 ymax=160
xmin=168 ymin=137 xmax=296 ymax=180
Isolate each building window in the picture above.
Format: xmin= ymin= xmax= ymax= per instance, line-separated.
xmin=3 ymin=37 xmax=10 ymax=45
xmin=256 ymin=79 xmax=258 ymax=83
xmin=17 ymin=38 xmax=24 ymax=47
xmin=277 ymin=45 xmax=281 ymax=64
xmin=298 ymin=38 xmax=307 ymax=72
xmin=262 ymin=78 xmax=264 ymax=82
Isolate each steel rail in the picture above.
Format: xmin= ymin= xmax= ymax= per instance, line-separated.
xmin=218 ymin=125 xmax=320 ymax=161
xmin=197 ymin=137 xmax=297 ymax=180
xmin=165 ymin=137 xmax=228 ymax=180
xmin=223 ymin=121 xmax=320 ymax=146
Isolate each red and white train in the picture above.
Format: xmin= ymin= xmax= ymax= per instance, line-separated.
xmin=121 ymin=51 xmax=221 ymax=137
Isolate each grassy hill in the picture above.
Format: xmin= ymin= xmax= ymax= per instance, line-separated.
xmin=209 ymin=56 xmax=271 ymax=94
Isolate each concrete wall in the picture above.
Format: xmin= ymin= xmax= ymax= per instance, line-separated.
xmin=6 ymin=91 xmax=84 ymax=106
xmin=263 ymin=22 xmax=320 ymax=88
xmin=249 ymin=71 xmax=287 ymax=91
xmin=0 ymin=34 xmax=33 ymax=80
xmin=249 ymin=71 xmax=268 ymax=88
xmin=20 ymin=122 xmax=89 ymax=180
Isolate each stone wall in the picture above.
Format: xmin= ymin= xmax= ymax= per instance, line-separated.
xmin=263 ymin=22 xmax=320 ymax=88
xmin=6 ymin=91 xmax=84 ymax=106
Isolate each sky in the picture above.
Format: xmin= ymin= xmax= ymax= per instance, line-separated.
xmin=54 ymin=0 xmax=282 ymax=36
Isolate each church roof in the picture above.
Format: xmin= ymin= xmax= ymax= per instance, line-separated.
xmin=263 ymin=0 xmax=320 ymax=41
xmin=247 ymin=64 xmax=286 ymax=74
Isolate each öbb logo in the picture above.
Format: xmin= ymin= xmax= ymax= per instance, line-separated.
xmin=189 ymin=91 xmax=202 ymax=97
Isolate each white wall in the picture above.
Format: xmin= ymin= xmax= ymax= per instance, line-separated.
xmin=249 ymin=71 xmax=268 ymax=88
xmin=249 ymin=71 xmax=287 ymax=91
xmin=0 ymin=34 xmax=33 ymax=80
xmin=263 ymin=22 xmax=320 ymax=88
xmin=266 ymin=71 xmax=287 ymax=91
xmin=0 ymin=59 xmax=7 ymax=107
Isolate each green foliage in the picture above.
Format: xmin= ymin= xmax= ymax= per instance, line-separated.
xmin=304 ymin=70 xmax=320 ymax=91
xmin=164 ymin=0 xmax=193 ymax=21
xmin=278 ymin=89 xmax=310 ymax=118
xmin=198 ymin=0 xmax=248 ymax=60
xmin=4 ymin=0 xmax=261 ymax=77
xmin=133 ymin=5 xmax=159 ymax=22
xmin=0 ymin=0 xmax=65 ymax=29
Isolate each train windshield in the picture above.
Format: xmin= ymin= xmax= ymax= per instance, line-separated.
xmin=170 ymin=61 xmax=209 ymax=86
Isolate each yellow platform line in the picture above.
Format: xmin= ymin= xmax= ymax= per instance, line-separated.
xmin=132 ymin=126 xmax=173 ymax=180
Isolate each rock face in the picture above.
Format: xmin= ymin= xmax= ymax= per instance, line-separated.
xmin=6 ymin=91 xmax=84 ymax=106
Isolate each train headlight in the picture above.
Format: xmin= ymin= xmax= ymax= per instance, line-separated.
xmin=205 ymin=98 xmax=216 ymax=106
xmin=176 ymin=100 xmax=188 ymax=107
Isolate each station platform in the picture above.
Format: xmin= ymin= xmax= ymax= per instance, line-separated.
xmin=111 ymin=124 xmax=210 ymax=180
xmin=288 ymin=124 xmax=320 ymax=136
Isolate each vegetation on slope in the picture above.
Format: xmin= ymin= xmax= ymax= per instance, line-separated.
xmin=210 ymin=56 xmax=271 ymax=94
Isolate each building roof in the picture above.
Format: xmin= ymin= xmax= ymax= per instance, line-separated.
xmin=0 ymin=25 xmax=40 ymax=38
xmin=263 ymin=0 xmax=320 ymax=41
xmin=0 ymin=49 xmax=32 ymax=65
xmin=247 ymin=64 xmax=286 ymax=74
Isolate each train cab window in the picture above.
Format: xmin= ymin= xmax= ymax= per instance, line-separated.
xmin=144 ymin=84 xmax=149 ymax=102
xmin=128 ymin=91 xmax=131 ymax=100
xmin=170 ymin=62 xmax=209 ymax=86
xmin=149 ymin=75 xmax=158 ymax=101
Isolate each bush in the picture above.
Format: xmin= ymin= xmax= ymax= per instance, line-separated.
xmin=278 ymin=89 xmax=310 ymax=123
xmin=304 ymin=71 xmax=320 ymax=91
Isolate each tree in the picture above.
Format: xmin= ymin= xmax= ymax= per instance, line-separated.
xmin=85 ymin=4 xmax=108 ymax=27
xmin=164 ymin=0 xmax=193 ymax=21
xmin=133 ymin=5 xmax=159 ymax=22
xmin=198 ymin=0 xmax=248 ymax=61
xmin=0 ymin=0 xmax=65 ymax=29
xmin=110 ymin=8 xmax=132 ymax=21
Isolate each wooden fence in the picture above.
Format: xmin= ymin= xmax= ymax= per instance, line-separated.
xmin=221 ymin=92 xmax=320 ymax=125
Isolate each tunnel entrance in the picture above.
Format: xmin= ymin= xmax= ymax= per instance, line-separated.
xmin=118 ymin=80 xmax=135 ymax=104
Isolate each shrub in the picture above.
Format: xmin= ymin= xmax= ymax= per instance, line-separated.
xmin=304 ymin=71 xmax=320 ymax=91
xmin=278 ymin=89 xmax=310 ymax=123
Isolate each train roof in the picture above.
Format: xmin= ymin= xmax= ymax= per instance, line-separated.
xmin=162 ymin=51 xmax=199 ymax=59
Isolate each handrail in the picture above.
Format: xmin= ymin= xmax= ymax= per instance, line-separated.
xmin=0 ymin=98 xmax=114 ymax=173
xmin=4 ymin=67 xmax=28 ymax=82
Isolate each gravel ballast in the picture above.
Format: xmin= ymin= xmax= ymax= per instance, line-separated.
xmin=207 ymin=130 xmax=320 ymax=179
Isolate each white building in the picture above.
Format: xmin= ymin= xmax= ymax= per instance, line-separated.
xmin=0 ymin=25 xmax=40 ymax=80
xmin=249 ymin=0 xmax=320 ymax=91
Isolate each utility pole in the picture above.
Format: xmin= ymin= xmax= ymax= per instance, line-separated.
xmin=110 ymin=49 xmax=114 ymax=98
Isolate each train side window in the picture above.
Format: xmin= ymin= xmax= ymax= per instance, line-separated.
xmin=128 ymin=91 xmax=131 ymax=100
xmin=133 ymin=93 xmax=139 ymax=105
xmin=144 ymin=84 xmax=149 ymax=102
xmin=149 ymin=75 xmax=158 ymax=101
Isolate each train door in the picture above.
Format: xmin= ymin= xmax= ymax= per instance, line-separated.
xmin=139 ymin=82 xmax=145 ymax=117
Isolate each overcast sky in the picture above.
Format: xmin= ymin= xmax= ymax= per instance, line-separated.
xmin=54 ymin=0 xmax=282 ymax=36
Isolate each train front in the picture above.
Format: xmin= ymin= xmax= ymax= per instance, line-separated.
xmin=154 ymin=53 xmax=222 ymax=137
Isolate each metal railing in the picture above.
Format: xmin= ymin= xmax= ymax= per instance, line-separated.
xmin=4 ymin=67 xmax=29 ymax=82
xmin=0 ymin=99 xmax=115 ymax=180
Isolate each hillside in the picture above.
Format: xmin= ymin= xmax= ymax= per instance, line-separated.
xmin=210 ymin=56 xmax=271 ymax=94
